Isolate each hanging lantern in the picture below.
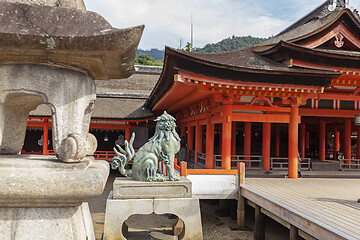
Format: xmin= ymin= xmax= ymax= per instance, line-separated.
xmin=355 ymin=113 xmax=360 ymax=126
xmin=104 ymin=132 xmax=109 ymax=142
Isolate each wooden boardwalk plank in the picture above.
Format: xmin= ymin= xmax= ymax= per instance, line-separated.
xmin=241 ymin=178 xmax=360 ymax=240
xmin=245 ymin=180 xmax=360 ymax=233
xmin=247 ymin=180 xmax=360 ymax=225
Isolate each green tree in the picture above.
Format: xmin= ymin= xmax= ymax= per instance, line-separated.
xmin=135 ymin=54 xmax=164 ymax=66
xmin=193 ymin=35 xmax=270 ymax=53
xmin=183 ymin=42 xmax=192 ymax=52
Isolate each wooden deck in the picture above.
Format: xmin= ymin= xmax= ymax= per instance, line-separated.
xmin=241 ymin=178 xmax=360 ymax=240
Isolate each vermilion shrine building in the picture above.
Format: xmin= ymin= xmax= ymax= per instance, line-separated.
xmin=146 ymin=2 xmax=360 ymax=178
xmin=25 ymin=1 xmax=360 ymax=179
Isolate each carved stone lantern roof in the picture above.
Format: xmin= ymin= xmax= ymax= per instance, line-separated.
xmin=0 ymin=1 xmax=144 ymax=80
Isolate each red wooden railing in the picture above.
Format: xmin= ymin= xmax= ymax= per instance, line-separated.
xmin=21 ymin=150 xmax=117 ymax=163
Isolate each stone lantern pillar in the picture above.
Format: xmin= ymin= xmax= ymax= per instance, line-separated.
xmin=0 ymin=0 xmax=143 ymax=239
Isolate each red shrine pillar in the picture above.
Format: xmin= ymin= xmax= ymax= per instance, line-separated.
xmin=125 ymin=127 xmax=130 ymax=142
xmin=262 ymin=122 xmax=271 ymax=171
xmin=206 ymin=123 xmax=215 ymax=169
xmin=194 ymin=123 xmax=203 ymax=165
xmin=300 ymin=123 xmax=305 ymax=158
xmin=344 ymin=118 xmax=351 ymax=160
xmin=334 ymin=129 xmax=340 ymax=160
xmin=275 ymin=125 xmax=280 ymax=157
xmin=219 ymin=126 xmax=222 ymax=155
xmin=288 ymin=105 xmax=299 ymax=179
xmin=181 ymin=124 xmax=186 ymax=140
xmin=306 ymin=131 xmax=310 ymax=156
xmin=43 ymin=119 xmax=49 ymax=155
xmin=319 ymin=120 xmax=326 ymax=162
xmin=357 ymin=127 xmax=360 ymax=159
xmin=244 ymin=122 xmax=251 ymax=160
xmin=232 ymin=122 xmax=237 ymax=156
xmin=222 ymin=104 xmax=232 ymax=170
xmin=187 ymin=123 xmax=194 ymax=154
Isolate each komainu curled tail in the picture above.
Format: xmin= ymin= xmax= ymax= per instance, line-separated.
xmin=111 ymin=133 xmax=135 ymax=177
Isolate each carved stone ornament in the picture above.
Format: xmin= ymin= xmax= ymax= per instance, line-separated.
xmin=111 ymin=111 xmax=181 ymax=182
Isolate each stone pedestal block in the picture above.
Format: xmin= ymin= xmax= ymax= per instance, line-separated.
xmin=104 ymin=177 xmax=203 ymax=240
xmin=0 ymin=155 xmax=109 ymax=239
xmin=0 ymin=203 xmax=94 ymax=240
xmin=113 ymin=177 xmax=192 ymax=199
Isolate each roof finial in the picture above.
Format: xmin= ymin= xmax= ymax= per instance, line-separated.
xmin=328 ymin=0 xmax=350 ymax=11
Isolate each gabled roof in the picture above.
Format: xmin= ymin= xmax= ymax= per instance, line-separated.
xmin=146 ymin=47 xmax=339 ymax=110
xmin=255 ymin=41 xmax=360 ymax=69
xmin=147 ymin=2 xmax=360 ymax=113
xmin=276 ymin=1 xmax=336 ymax=37
xmin=260 ymin=4 xmax=360 ymax=47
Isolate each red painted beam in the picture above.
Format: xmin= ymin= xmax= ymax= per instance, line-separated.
xmin=300 ymin=108 xmax=359 ymax=118
xmin=232 ymin=113 xmax=290 ymax=123
xmin=232 ymin=105 xmax=291 ymax=113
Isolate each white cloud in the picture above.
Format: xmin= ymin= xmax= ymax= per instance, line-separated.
xmin=84 ymin=0 xmax=360 ymax=49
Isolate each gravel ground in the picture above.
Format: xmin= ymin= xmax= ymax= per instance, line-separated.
xmin=89 ymin=170 xmax=291 ymax=240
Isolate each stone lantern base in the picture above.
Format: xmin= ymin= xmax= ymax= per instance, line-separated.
xmin=104 ymin=177 xmax=203 ymax=240
xmin=0 ymin=155 xmax=109 ymax=240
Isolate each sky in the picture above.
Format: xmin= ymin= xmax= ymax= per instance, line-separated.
xmin=84 ymin=0 xmax=360 ymax=50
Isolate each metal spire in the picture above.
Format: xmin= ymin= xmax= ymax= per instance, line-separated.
xmin=191 ymin=13 xmax=193 ymax=52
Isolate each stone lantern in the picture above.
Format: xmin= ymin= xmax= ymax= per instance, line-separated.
xmin=355 ymin=113 xmax=360 ymax=126
xmin=0 ymin=0 xmax=143 ymax=239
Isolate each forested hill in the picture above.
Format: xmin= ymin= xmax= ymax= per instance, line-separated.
xmin=136 ymin=49 xmax=164 ymax=60
xmin=136 ymin=35 xmax=270 ymax=61
xmin=193 ymin=35 xmax=269 ymax=53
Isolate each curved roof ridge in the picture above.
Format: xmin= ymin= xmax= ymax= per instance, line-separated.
xmin=260 ymin=1 xmax=360 ymax=47
xmin=164 ymin=46 xmax=339 ymax=75
xmin=276 ymin=0 xmax=330 ymax=37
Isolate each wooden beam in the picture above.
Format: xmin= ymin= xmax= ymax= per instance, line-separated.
xmin=232 ymin=113 xmax=290 ymax=123
xmin=152 ymin=81 xmax=178 ymax=111
xmin=237 ymin=195 xmax=246 ymax=228
xmin=319 ymin=93 xmax=360 ymax=101
xmin=179 ymin=112 xmax=209 ymax=124
xmin=166 ymin=88 xmax=208 ymax=112
xmin=210 ymin=116 xmax=223 ymax=124
xmin=178 ymin=70 xmax=322 ymax=93
xmin=232 ymin=105 xmax=291 ymax=113
xmin=186 ymin=169 xmax=238 ymax=175
xmin=27 ymin=122 xmax=51 ymax=128
xmin=255 ymin=205 xmax=265 ymax=240
xmin=300 ymin=108 xmax=359 ymax=118
xmin=290 ymin=225 xmax=299 ymax=240
xmin=90 ymin=124 xmax=130 ymax=130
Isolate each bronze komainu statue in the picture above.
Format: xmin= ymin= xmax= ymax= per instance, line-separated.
xmin=111 ymin=111 xmax=181 ymax=181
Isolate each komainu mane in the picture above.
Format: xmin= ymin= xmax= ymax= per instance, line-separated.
xmin=111 ymin=111 xmax=181 ymax=181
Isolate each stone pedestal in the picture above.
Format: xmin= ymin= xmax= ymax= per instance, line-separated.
xmin=0 ymin=155 xmax=109 ymax=240
xmin=104 ymin=177 xmax=203 ymax=240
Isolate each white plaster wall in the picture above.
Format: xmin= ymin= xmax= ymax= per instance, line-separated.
xmin=187 ymin=174 xmax=238 ymax=199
